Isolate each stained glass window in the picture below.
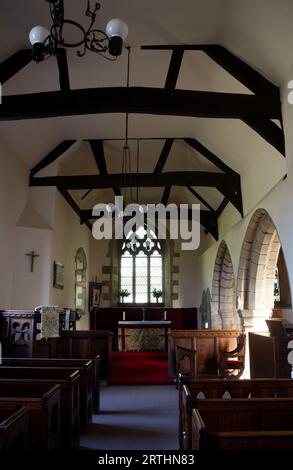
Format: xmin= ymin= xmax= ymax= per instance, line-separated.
xmin=119 ymin=226 xmax=163 ymax=303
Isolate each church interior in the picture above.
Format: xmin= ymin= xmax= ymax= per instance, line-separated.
xmin=1 ymin=0 xmax=293 ymax=453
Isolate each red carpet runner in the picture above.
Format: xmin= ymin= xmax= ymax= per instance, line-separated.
xmin=108 ymin=352 xmax=173 ymax=385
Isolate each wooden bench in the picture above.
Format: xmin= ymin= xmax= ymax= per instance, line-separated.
xmin=1 ymin=357 xmax=99 ymax=431
xmin=0 ymin=406 xmax=29 ymax=450
xmin=0 ymin=382 xmax=60 ymax=449
xmin=191 ymin=397 xmax=293 ymax=449
xmin=169 ymin=329 xmax=242 ymax=378
xmin=179 ymin=377 xmax=293 ymax=450
xmin=0 ymin=367 xmax=80 ymax=448
xmin=34 ymin=330 xmax=113 ymax=380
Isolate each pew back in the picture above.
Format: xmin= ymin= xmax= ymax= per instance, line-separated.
xmin=34 ymin=330 xmax=113 ymax=380
xmin=180 ymin=378 xmax=293 ymax=450
xmin=0 ymin=406 xmax=29 ymax=450
xmin=192 ymin=398 xmax=293 ymax=449
xmin=1 ymin=356 xmax=100 ymax=413
xmin=169 ymin=329 xmax=242 ymax=378
xmin=0 ymin=367 xmax=80 ymax=448
xmin=0 ymin=382 xmax=60 ymax=449
xmin=1 ymin=359 xmax=96 ymax=431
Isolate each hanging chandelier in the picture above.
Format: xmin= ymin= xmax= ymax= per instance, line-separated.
xmin=29 ymin=0 xmax=128 ymax=62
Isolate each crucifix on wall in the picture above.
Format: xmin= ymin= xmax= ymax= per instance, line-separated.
xmin=26 ymin=250 xmax=40 ymax=272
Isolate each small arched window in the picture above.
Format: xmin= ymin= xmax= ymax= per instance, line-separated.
xmin=119 ymin=226 xmax=163 ymax=304
xmin=75 ymin=248 xmax=87 ymax=313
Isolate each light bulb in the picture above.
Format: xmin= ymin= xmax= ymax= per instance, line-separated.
xmin=106 ymin=19 xmax=128 ymax=57
xmin=106 ymin=19 xmax=128 ymax=40
xmin=29 ymin=26 xmax=50 ymax=45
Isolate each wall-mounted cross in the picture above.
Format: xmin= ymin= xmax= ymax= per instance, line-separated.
xmin=26 ymin=250 xmax=40 ymax=272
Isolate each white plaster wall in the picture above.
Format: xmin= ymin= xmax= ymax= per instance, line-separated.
xmin=175 ymin=248 xmax=202 ymax=308
xmin=50 ymin=191 xmax=92 ymax=330
xmin=0 ymin=138 xmax=28 ymax=308
xmin=11 ymin=227 xmax=52 ymax=309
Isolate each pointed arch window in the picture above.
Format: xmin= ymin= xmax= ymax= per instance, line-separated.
xmin=119 ymin=226 xmax=163 ymax=304
xmin=75 ymin=248 xmax=87 ymax=314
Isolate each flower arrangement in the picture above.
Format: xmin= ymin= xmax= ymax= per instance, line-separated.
xmin=152 ymin=288 xmax=163 ymax=303
xmin=118 ymin=288 xmax=130 ymax=303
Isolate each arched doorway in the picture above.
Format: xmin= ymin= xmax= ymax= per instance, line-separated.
xmin=211 ymin=240 xmax=240 ymax=328
xmin=237 ymin=208 xmax=291 ymax=330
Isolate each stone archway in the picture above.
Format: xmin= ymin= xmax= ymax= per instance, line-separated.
xmin=237 ymin=208 xmax=288 ymax=330
xmin=211 ymin=240 xmax=239 ymax=328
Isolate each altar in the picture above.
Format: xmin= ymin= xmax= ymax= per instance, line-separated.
xmin=118 ymin=320 xmax=171 ymax=352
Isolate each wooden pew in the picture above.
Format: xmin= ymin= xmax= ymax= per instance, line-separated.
xmin=1 ymin=357 xmax=99 ymax=430
xmin=34 ymin=330 xmax=113 ymax=380
xmin=0 ymin=367 xmax=80 ymax=448
xmin=58 ymin=330 xmax=113 ymax=379
xmin=179 ymin=377 xmax=293 ymax=450
xmin=169 ymin=329 xmax=242 ymax=378
xmin=0 ymin=382 xmax=60 ymax=449
xmin=191 ymin=397 xmax=293 ymax=449
xmin=0 ymin=406 xmax=29 ymax=450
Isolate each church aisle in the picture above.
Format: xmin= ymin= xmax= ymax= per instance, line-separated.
xmin=80 ymin=385 xmax=179 ymax=450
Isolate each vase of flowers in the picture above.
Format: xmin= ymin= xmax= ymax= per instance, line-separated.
xmin=118 ymin=288 xmax=130 ymax=303
xmin=152 ymin=288 xmax=163 ymax=303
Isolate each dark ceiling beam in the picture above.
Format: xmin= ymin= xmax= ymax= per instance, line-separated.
xmin=154 ymin=139 xmax=173 ymax=173
xmin=200 ymin=45 xmax=285 ymax=157
xmin=58 ymin=187 xmax=92 ymax=231
xmin=201 ymin=210 xmax=218 ymax=240
xmin=217 ymin=178 xmax=243 ymax=216
xmin=215 ymin=197 xmax=230 ymax=218
xmin=201 ymin=45 xmax=279 ymax=97
xmin=30 ymin=140 xmax=76 ymax=177
xmin=0 ymin=49 xmax=32 ymax=84
xmin=30 ymin=171 xmax=237 ymax=190
xmin=89 ymin=140 xmax=107 ymax=175
xmin=89 ymin=139 xmax=121 ymax=196
xmin=56 ymin=48 xmax=70 ymax=92
xmin=184 ymin=138 xmax=237 ymax=174
xmin=165 ymin=47 xmax=184 ymax=89
xmin=242 ymin=117 xmax=285 ymax=156
xmin=187 ymin=186 xmax=215 ymax=213
xmin=113 ymin=187 xmax=122 ymax=196
xmin=30 ymin=170 xmax=242 ymax=214
xmin=81 ymin=189 xmax=92 ymax=200
xmin=0 ymin=87 xmax=281 ymax=121
xmin=161 ymin=186 xmax=171 ymax=205
xmin=142 ymin=44 xmax=284 ymax=156
xmin=142 ymin=44 xmax=278 ymax=96
xmin=182 ymin=136 xmax=243 ymax=214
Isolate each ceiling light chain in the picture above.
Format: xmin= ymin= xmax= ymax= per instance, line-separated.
xmin=122 ymin=46 xmax=133 ymax=203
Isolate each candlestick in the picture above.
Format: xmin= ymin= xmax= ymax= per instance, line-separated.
xmin=164 ymin=310 xmax=167 ymax=321
xmin=123 ymin=311 xmax=126 ymax=321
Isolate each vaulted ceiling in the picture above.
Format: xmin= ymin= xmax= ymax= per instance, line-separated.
xmin=0 ymin=0 xmax=291 ymax=242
